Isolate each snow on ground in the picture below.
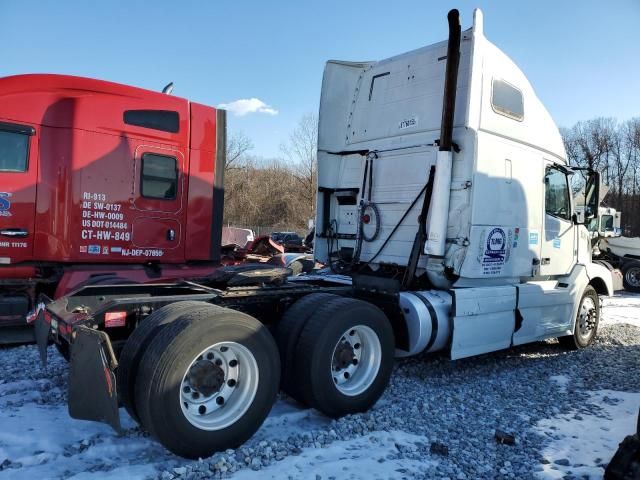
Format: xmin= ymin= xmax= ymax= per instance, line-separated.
xmin=0 ymin=292 xmax=638 ymax=479
xmin=601 ymin=292 xmax=640 ymax=328
xmin=232 ymin=431 xmax=435 ymax=480
xmin=549 ymin=375 xmax=570 ymax=393
xmin=535 ymin=388 xmax=640 ymax=479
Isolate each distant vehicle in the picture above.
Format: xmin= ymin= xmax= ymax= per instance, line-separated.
xmin=271 ymin=231 xmax=303 ymax=246
xmin=576 ymin=205 xmax=640 ymax=292
xmin=221 ymin=227 xmax=255 ymax=248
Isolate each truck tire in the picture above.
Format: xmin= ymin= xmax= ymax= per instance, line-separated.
xmin=117 ymin=301 xmax=218 ymax=423
xmin=559 ymin=285 xmax=599 ymax=350
xmin=134 ymin=305 xmax=280 ymax=458
xmin=294 ymin=297 xmax=394 ymax=418
xmin=275 ymin=293 xmax=340 ymax=403
xmin=622 ymin=262 xmax=640 ymax=293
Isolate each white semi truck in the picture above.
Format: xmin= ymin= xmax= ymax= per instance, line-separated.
xmin=36 ymin=9 xmax=613 ymax=459
xmin=314 ymin=8 xmax=612 ymax=359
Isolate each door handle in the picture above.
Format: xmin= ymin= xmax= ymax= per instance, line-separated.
xmin=541 ymin=257 xmax=551 ymax=265
xmin=0 ymin=229 xmax=28 ymax=238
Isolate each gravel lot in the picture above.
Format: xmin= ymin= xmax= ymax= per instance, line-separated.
xmin=0 ymin=293 xmax=638 ymax=480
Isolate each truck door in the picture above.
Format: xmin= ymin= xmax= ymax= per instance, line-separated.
xmin=0 ymin=122 xmax=37 ymax=264
xmin=130 ymin=144 xmax=186 ymax=262
xmin=540 ymin=163 xmax=575 ymax=276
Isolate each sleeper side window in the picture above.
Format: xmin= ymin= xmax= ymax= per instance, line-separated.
xmin=0 ymin=129 xmax=30 ymax=172
xmin=491 ymin=79 xmax=524 ymax=121
xmin=141 ymin=153 xmax=178 ymax=200
xmin=124 ymin=110 xmax=179 ymax=133
xmin=545 ymin=167 xmax=571 ymax=221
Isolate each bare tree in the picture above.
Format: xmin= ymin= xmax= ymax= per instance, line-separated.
xmin=562 ymin=116 xmax=640 ymax=236
xmin=562 ymin=118 xmax=617 ymax=180
xmin=280 ymin=114 xmax=318 ymax=220
xmin=225 ymin=131 xmax=253 ymax=170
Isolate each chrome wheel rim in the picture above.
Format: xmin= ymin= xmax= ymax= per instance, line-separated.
xmin=577 ymin=296 xmax=597 ymax=340
xmin=625 ymin=267 xmax=640 ymax=287
xmin=330 ymin=325 xmax=381 ymax=397
xmin=180 ymin=342 xmax=258 ymax=431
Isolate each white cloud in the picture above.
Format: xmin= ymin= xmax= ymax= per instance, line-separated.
xmin=218 ymin=98 xmax=278 ymax=117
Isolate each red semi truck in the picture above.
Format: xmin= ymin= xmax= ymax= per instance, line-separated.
xmin=0 ymin=74 xmax=226 ymax=342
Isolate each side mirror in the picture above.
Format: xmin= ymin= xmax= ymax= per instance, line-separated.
xmin=582 ymin=170 xmax=600 ymax=225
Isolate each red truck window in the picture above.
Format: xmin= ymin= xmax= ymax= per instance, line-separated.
xmin=141 ymin=153 xmax=178 ymax=200
xmin=0 ymin=130 xmax=29 ymax=172
xmin=124 ymin=110 xmax=179 ymax=133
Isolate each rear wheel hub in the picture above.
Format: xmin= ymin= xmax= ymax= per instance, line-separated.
xmin=188 ymin=360 xmax=225 ymax=397
xmin=333 ymin=341 xmax=356 ymax=371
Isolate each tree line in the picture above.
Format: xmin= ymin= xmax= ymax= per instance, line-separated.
xmin=222 ymin=114 xmax=317 ymax=235
xmin=222 ymin=114 xmax=640 ymax=238
xmin=562 ymin=117 xmax=640 ymax=236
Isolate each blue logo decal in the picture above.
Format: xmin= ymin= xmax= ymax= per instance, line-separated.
xmin=88 ymin=245 xmax=101 ymax=254
xmin=529 ymin=232 xmax=539 ymax=245
xmin=0 ymin=192 xmax=12 ymax=217
xmin=484 ymin=228 xmax=506 ymax=262
xmin=553 ymin=238 xmax=561 ymax=249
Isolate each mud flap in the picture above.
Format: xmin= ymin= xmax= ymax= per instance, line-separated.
xmin=34 ymin=309 xmax=50 ymax=367
xmin=68 ymin=326 xmax=122 ymax=433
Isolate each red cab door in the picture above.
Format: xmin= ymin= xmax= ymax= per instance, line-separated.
xmin=0 ymin=121 xmax=38 ymax=264
xmin=129 ymin=144 xmax=186 ymax=262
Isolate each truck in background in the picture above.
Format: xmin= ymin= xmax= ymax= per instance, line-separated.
xmin=576 ymin=205 xmax=640 ymax=292
xmin=0 ymin=75 xmax=226 ymax=343
xmin=32 ymin=9 xmax=614 ymax=459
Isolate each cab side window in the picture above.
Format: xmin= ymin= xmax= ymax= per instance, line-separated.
xmin=141 ymin=153 xmax=178 ymax=200
xmin=545 ymin=167 xmax=571 ymax=220
xmin=0 ymin=128 xmax=30 ymax=172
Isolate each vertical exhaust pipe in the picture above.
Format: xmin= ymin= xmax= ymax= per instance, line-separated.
xmin=439 ymin=9 xmax=461 ymax=153
xmin=425 ymin=9 xmax=461 ymax=258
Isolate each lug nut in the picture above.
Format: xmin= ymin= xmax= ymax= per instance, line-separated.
xmin=206 ymin=352 xmax=214 ymax=360
xmin=198 ymin=405 xmax=206 ymax=415
xmin=215 ymin=358 xmax=223 ymax=366
xmin=229 ymin=359 xmax=238 ymax=367
xmin=227 ymin=379 xmax=236 ymax=387
xmin=183 ymin=386 xmax=191 ymax=393
xmin=216 ymin=396 xmax=225 ymax=405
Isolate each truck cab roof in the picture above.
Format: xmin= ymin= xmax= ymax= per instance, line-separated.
xmin=318 ymin=9 xmax=566 ymax=163
xmin=0 ymin=74 xmax=201 ymax=148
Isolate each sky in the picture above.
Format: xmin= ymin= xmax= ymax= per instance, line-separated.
xmin=1 ymin=0 xmax=639 ymax=158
